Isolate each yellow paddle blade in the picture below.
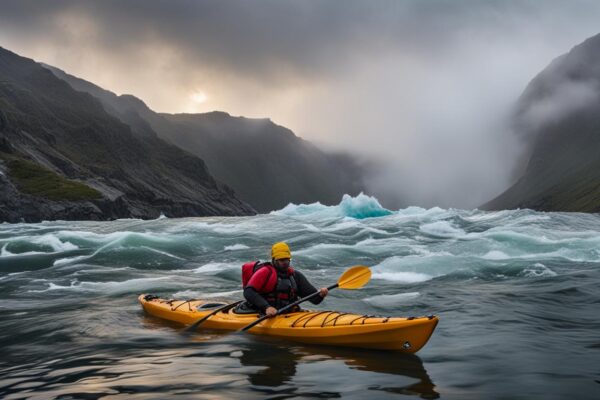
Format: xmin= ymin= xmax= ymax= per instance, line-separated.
xmin=337 ymin=265 xmax=371 ymax=289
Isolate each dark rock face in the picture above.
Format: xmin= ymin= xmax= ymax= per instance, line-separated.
xmin=0 ymin=161 xmax=129 ymax=222
xmin=0 ymin=47 xmax=255 ymax=222
xmin=483 ymin=33 xmax=600 ymax=212
xmin=46 ymin=66 xmax=366 ymax=213
xmin=154 ymin=113 xmax=366 ymax=212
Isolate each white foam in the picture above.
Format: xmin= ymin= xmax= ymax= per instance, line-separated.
xmin=355 ymin=237 xmax=412 ymax=252
xmin=32 ymin=234 xmax=79 ymax=252
xmin=481 ymin=228 xmax=600 ymax=246
xmin=224 ymin=244 xmax=249 ymax=251
xmin=166 ymin=220 xmax=242 ymax=234
xmin=0 ymin=234 xmax=78 ymax=257
xmin=56 ymin=230 xmax=177 ymax=245
xmin=205 ymin=220 xmax=258 ymax=234
xmin=28 ymin=276 xmax=174 ymax=294
xmin=522 ymin=263 xmax=557 ymax=278
xmin=192 ymin=263 xmax=237 ymax=274
xmin=482 ymin=250 xmax=510 ymax=260
xmin=371 ymin=271 xmax=433 ymax=283
xmin=28 ymin=282 xmax=75 ymax=292
xmin=9 ymin=271 xmax=31 ymax=276
xmin=420 ymin=221 xmax=465 ymax=237
xmin=321 ymin=220 xmax=362 ymax=232
xmin=172 ymin=289 xmax=242 ymax=299
xmin=364 ymin=292 xmax=420 ymax=307
xmin=0 ymin=244 xmax=48 ymax=258
xmin=363 ymin=226 xmax=391 ymax=235
xmin=1 ymin=244 xmax=14 ymax=257
xmin=140 ymin=246 xmax=184 ymax=260
xmin=320 ymin=220 xmax=389 ymax=236
xmin=295 ymin=237 xmax=409 ymax=256
xmin=479 ymin=248 xmax=600 ymax=263
xmin=393 ymin=206 xmax=447 ymax=222
xmin=274 ymin=201 xmax=329 ymax=217
xmin=5 ymin=230 xmax=177 ymax=267
xmin=294 ymin=242 xmax=354 ymax=255
xmin=462 ymin=210 xmax=511 ymax=222
xmin=302 ymin=224 xmax=320 ymax=232
xmin=51 ymin=231 xmax=165 ymax=267
xmin=412 ymin=248 xmax=453 ymax=257
xmin=0 ymin=272 xmax=31 ymax=282
xmin=53 ymin=255 xmax=91 ymax=267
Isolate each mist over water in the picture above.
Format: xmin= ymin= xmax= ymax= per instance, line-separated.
xmin=1 ymin=194 xmax=599 ymax=398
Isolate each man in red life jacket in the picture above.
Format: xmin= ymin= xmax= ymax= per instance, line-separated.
xmin=240 ymin=242 xmax=328 ymax=317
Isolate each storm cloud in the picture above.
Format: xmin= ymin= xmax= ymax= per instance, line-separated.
xmin=2 ymin=0 xmax=600 ymax=208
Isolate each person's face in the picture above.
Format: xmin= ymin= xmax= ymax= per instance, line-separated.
xmin=275 ymin=258 xmax=290 ymax=270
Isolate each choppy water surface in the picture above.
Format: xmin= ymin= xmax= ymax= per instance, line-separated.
xmin=1 ymin=194 xmax=599 ymax=399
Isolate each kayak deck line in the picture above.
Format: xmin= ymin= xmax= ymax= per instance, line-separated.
xmin=139 ymin=294 xmax=439 ymax=353
xmin=287 ymin=310 xmax=435 ymax=328
xmin=142 ymin=295 xmax=435 ymax=326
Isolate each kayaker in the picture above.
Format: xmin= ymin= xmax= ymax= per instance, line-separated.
xmin=240 ymin=242 xmax=328 ymax=316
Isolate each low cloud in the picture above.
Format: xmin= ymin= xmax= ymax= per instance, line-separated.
xmin=519 ymin=79 xmax=599 ymax=133
xmin=2 ymin=1 xmax=600 ymax=208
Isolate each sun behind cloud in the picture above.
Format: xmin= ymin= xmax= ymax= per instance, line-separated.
xmin=183 ymin=90 xmax=209 ymax=113
xmin=191 ymin=91 xmax=208 ymax=104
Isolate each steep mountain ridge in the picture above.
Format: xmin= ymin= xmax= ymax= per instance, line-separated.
xmin=0 ymin=47 xmax=255 ymax=222
xmin=483 ymin=33 xmax=600 ymax=212
xmin=46 ymin=66 xmax=366 ymax=212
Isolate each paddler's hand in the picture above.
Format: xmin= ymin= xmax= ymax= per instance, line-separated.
xmin=265 ymin=306 xmax=277 ymax=317
xmin=318 ymin=287 xmax=328 ymax=298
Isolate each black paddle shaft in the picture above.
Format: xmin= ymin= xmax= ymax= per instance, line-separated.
xmin=239 ymin=283 xmax=338 ymax=332
xmin=185 ymin=300 xmax=243 ymax=333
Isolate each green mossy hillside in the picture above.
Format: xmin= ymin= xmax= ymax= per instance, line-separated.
xmin=7 ymin=158 xmax=102 ymax=201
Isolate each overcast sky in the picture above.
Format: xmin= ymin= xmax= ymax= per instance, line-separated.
xmin=2 ymin=0 xmax=600 ymax=208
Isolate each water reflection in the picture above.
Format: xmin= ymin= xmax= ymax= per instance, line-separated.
xmin=0 ymin=315 xmax=439 ymax=399
xmin=236 ymin=336 xmax=440 ymax=399
xmin=143 ymin=314 xmax=440 ymax=398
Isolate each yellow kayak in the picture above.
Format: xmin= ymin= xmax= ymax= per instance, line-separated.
xmin=139 ymin=294 xmax=439 ymax=353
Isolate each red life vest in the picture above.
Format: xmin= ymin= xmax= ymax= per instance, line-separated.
xmin=242 ymin=261 xmax=298 ymax=308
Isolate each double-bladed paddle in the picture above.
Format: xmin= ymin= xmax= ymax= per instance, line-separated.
xmin=238 ymin=265 xmax=371 ymax=333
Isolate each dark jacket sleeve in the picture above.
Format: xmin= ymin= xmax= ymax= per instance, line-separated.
xmin=244 ymin=286 xmax=270 ymax=311
xmin=294 ymin=270 xmax=324 ymax=305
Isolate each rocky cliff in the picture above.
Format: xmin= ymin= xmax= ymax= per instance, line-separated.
xmin=483 ymin=33 xmax=600 ymax=212
xmin=0 ymin=47 xmax=255 ymax=222
xmin=46 ymin=66 xmax=366 ymax=212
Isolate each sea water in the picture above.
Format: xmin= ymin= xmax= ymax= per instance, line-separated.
xmin=1 ymin=194 xmax=599 ymax=399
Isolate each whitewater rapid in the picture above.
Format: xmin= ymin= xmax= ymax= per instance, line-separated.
xmin=1 ymin=193 xmax=599 ymax=398
xmin=3 ymin=193 xmax=597 ymax=295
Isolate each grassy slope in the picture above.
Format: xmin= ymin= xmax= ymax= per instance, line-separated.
xmin=5 ymin=157 xmax=101 ymax=201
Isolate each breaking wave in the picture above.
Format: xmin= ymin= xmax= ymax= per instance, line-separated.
xmin=273 ymin=193 xmax=393 ymax=219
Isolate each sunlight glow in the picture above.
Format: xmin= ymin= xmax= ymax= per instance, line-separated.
xmin=190 ymin=91 xmax=208 ymax=103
